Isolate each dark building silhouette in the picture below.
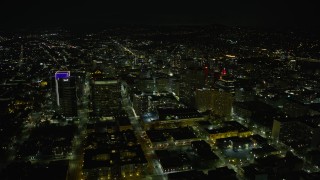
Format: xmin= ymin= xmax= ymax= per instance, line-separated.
xmin=55 ymin=71 xmax=78 ymax=117
xmin=92 ymin=79 xmax=121 ymax=117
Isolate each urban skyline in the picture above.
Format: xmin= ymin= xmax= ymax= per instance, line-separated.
xmin=1 ymin=2 xmax=320 ymax=180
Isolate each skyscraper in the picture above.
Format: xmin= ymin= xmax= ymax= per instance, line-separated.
xmin=55 ymin=71 xmax=78 ymax=117
xmin=92 ymin=79 xmax=121 ymax=117
xmin=195 ymin=89 xmax=233 ymax=117
xmin=133 ymin=93 xmax=150 ymax=117
xmin=214 ymin=77 xmax=235 ymax=94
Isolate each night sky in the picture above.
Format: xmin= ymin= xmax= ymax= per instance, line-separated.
xmin=1 ymin=1 xmax=319 ymax=29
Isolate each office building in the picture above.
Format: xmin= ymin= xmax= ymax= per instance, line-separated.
xmin=195 ymin=89 xmax=233 ymax=117
xmin=92 ymin=79 xmax=121 ymax=117
xmin=214 ymin=76 xmax=235 ymax=94
xmin=132 ymin=93 xmax=150 ymax=117
xmin=272 ymin=119 xmax=313 ymax=150
xmin=55 ymin=71 xmax=77 ymax=117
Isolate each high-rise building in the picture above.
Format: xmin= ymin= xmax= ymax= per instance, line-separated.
xmin=288 ymin=59 xmax=297 ymax=71
xmin=195 ymin=89 xmax=233 ymax=117
xmin=179 ymin=69 xmax=205 ymax=106
xmin=214 ymin=77 xmax=235 ymax=94
xmin=55 ymin=71 xmax=78 ymax=117
xmin=170 ymin=78 xmax=180 ymax=96
xmin=271 ymin=119 xmax=281 ymax=140
xmin=92 ymin=79 xmax=121 ymax=117
xmin=138 ymin=78 xmax=156 ymax=93
xmin=272 ymin=119 xmax=314 ymax=150
xmin=156 ymin=77 xmax=169 ymax=93
xmin=133 ymin=93 xmax=150 ymax=117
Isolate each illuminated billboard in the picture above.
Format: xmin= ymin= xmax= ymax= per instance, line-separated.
xmin=55 ymin=71 xmax=70 ymax=79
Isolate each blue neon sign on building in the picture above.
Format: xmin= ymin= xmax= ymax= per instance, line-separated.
xmin=55 ymin=71 xmax=70 ymax=79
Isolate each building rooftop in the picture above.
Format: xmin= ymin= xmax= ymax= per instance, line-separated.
xmin=157 ymin=108 xmax=202 ymax=121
